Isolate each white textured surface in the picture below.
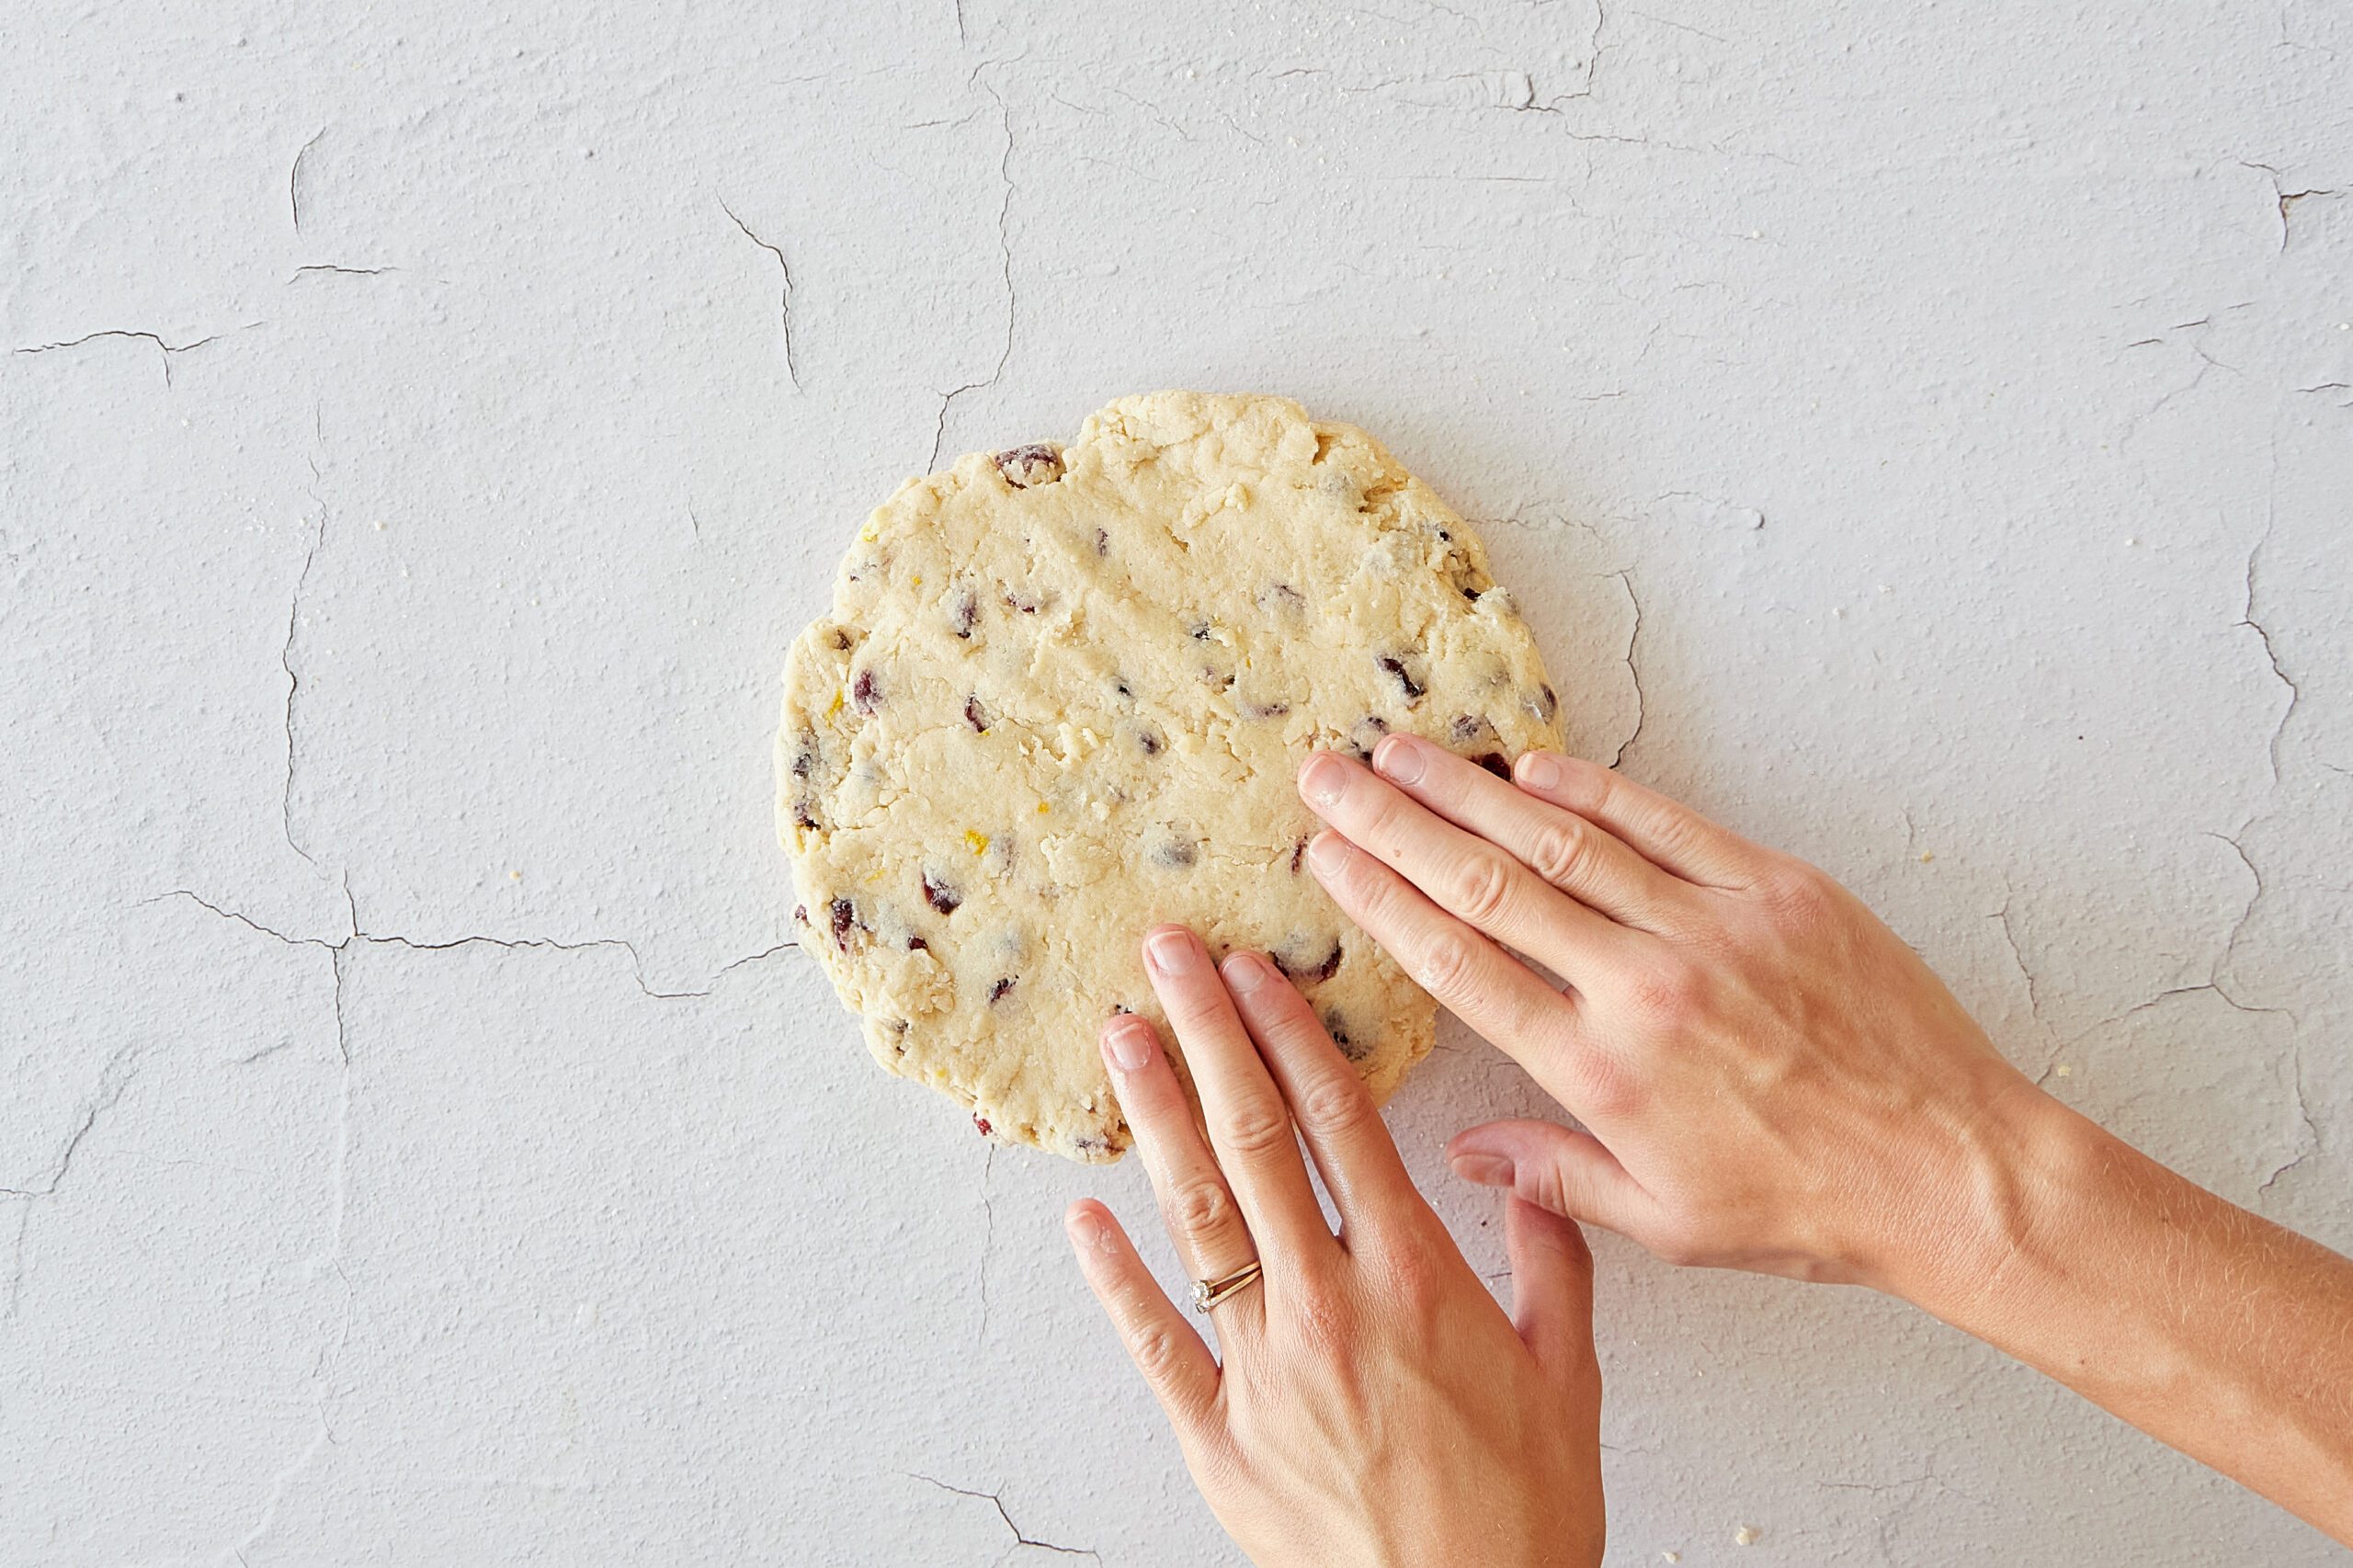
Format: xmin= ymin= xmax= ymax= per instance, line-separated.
xmin=3 ymin=3 xmax=2347 ymax=1562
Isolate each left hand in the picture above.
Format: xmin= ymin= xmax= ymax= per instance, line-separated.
xmin=1066 ymin=925 xmax=1606 ymax=1568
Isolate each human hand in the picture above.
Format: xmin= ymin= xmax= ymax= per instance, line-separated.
xmin=1066 ymin=926 xmax=1605 ymax=1568
xmin=1295 ymin=737 xmax=2043 ymax=1306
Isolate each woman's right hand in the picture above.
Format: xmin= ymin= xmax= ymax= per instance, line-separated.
xmin=1294 ymin=736 xmax=2353 ymax=1546
xmin=1294 ymin=735 xmax=2043 ymax=1306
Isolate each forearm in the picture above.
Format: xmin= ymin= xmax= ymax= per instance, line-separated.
xmin=1912 ymin=1084 xmax=2353 ymax=1543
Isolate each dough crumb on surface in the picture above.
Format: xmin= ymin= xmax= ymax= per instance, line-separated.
xmin=778 ymin=391 xmax=1563 ymax=1162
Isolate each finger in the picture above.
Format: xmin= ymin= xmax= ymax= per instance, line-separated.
xmin=1449 ymin=1119 xmax=1658 ymax=1240
xmin=1300 ymin=751 xmax=1633 ymax=980
xmin=1101 ymin=1014 xmax=1263 ymax=1311
xmin=1141 ymin=928 xmax=1335 ymax=1266
xmin=1065 ymin=1200 xmax=1222 ymax=1431
xmin=1302 ymin=831 xmax=1580 ymax=1060
xmin=1512 ymin=751 xmax=1767 ymax=889
xmin=1503 ymin=1196 xmax=1600 ymax=1396
xmin=1218 ymin=950 xmax=1425 ymax=1242
xmin=1370 ymin=733 xmax=1691 ymax=930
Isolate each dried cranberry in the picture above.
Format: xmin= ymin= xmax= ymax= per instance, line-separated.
xmin=829 ymin=898 xmax=856 ymax=950
xmin=987 ymin=976 xmax=1017 ymax=1004
xmin=1461 ymin=585 xmax=1483 ymax=602
xmin=923 ymin=873 xmax=961 ymax=915
xmin=1242 ymin=701 xmax=1290 ymax=719
xmin=793 ymin=803 xmax=820 ymax=830
xmin=964 ymin=696 xmax=987 ymax=733
xmin=1539 ymin=683 xmax=1559 ymax=719
xmin=993 ymin=444 xmax=1064 ymax=487
xmin=790 ymin=748 xmax=815 ymax=778
xmin=906 ymin=935 xmax=928 ymax=951
xmin=951 ymin=592 xmax=978 ymax=639
xmin=1290 ymin=837 xmax=1307 ymax=873
xmin=1138 ymin=730 xmax=1162 ymax=756
xmin=1322 ymin=1007 xmax=1368 ymax=1062
xmin=1094 ymin=527 xmax=1108 ymax=555
xmin=973 ymin=1113 xmax=993 ymax=1136
xmin=1449 ymin=714 xmax=1483 ymax=741
xmin=1376 ymin=655 xmax=1426 ymax=703
xmin=791 ymin=903 xmax=808 ymax=924
xmin=851 ymin=669 xmax=881 ymax=714
xmin=1273 ymin=941 xmax=1343 ymax=984
xmin=1474 ymin=752 xmax=1511 ymax=779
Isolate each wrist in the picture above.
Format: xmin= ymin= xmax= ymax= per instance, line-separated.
xmin=1872 ymin=1065 xmax=2089 ymax=1325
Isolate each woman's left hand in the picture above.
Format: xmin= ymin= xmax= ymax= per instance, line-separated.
xmin=1066 ymin=925 xmax=1607 ymax=1568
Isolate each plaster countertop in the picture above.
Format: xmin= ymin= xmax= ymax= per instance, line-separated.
xmin=5 ymin=3 xmax=2348 ymax=1562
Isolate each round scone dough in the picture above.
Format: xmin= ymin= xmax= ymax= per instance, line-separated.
xmin=779 ymin=392 xmax=1563 ymax=1163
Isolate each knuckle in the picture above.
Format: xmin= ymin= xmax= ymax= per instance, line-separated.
xmin=1570 ymin=1051 xmax=1643 ymax=1122
xmin=1294 ymin=1070 xmax=1375 ymax=1139
xmin=1763 ymin=863 xmax=1834 ymax=924
xmin=1446 ymin=850 xmax=1517 ymax=926
xmin=1627 ymin=960 xmax=1703 ymax=1025
xmin=1376 ymin=1233 xmax=1449 ymax=1306
xmin=1126 ymin=1320 xmax=1181 ymax=1380
xmin=1167 ymin=1176 xmax=1237 ymax=1242
xmin=1413 ymin=926 xmax=1482 ymax=1000
xmin=1286 ymin=1278 xmax=1353 ymax=1358
xmin=1218 ymin=1099 xmax=1298 ymax=1161
xmin=1526 ymin=819 xmax=1593 ymax=889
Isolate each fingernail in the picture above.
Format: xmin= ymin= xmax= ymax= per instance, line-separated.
xmin=1299 ymin=752 xmax=1349 ymax=808
xmin=1144 ymin=928 xmax=1199 ymax=976
xmin=1372 ymin=733 xmax=1426 ymax=786
xmin=1101 ymin=1017 xmax=1156 ymax=1073
xmin=1221 ymin=951 xmax=1270 ymax=994
xmin=1450 ymin=1152 xmax=1515 ymax=1187
xmin=1518 ymin=752 xmax=1563 ymax=790
xmin=1305 ymin=831 xmax=1348 ymax=875
xmin=1066 ymin=1207 xmax=1112 ymax=1253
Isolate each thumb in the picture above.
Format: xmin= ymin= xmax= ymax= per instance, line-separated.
xmin=1449 ymin=1119 xmax=1654 ymax=1239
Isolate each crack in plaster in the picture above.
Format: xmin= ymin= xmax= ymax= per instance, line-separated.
xmin=929 ymin=80 xmax=1017 ymax=472
xmin=1604 ymin=567 xmax=1645 ymax=768
xmin=283 ymin=447 xmax=329 ymax=872
xmin=1988 ymin=897 xmax=2049 ymax=1036
xmin=288 ymin=264 xmax=394 ymax=279
xmin=290 ymin=127 xmax=324 ymax=233
xmin=4 ymin=1039 xmax=148 ymax=1318
xmin=12 ymin=326 xmax=250 ymax=389
xmin=910 ymin=1473 xmax=1099 ymax=1561
xmin=2237 ymin=479 xmax=2298 ymax=790
xmin=145 ymin=889 xmax=797 ymax=1001
xmin=720 ymin=199 xmax=801 ymax=392
xmin=0 ymin=1038 xmax=143 ymax=1202
xmin=976 ymin=1144 xmax=998 ymax=1344
xmin=2240 ymin=159 xmax=2340 ymax=252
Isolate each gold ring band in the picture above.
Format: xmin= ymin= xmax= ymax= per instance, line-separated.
xmin=1188 ymin=1258 xmax=1264 ymax=1313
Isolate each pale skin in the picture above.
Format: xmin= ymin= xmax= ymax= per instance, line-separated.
xmin=1069 ymin=735 xmax=2353 ymax=1562
xmin=1066 ymin=926 xmax=1607 ymax=1568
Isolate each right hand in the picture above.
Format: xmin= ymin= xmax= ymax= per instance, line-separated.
xmin=1295 ymin=735 xmax=2045 ymax=1305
